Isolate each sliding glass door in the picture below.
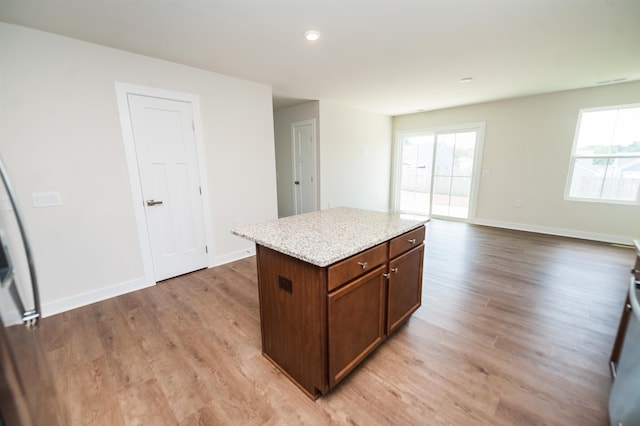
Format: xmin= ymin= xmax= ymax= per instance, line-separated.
xmin=396 ymin=125 xmax=483 ymax=220
xmin=399 ymin=134 xmax=435 ymax=214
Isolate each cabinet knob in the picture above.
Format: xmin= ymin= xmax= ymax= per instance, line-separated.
xmin=357 ymin=261 xmax=368 ymax=269
xmin=407 ymin=238 xmax=416 ymax=244
xmin=384 ymin=269 xmax=398 ymax=278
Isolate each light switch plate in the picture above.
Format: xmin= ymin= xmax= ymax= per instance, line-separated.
xmin=0 ymin=195 xmax=11 ymax=211
xmin=32 ymin=191 xmax=62 ymax=208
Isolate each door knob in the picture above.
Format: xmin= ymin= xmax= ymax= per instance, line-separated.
xmin=146 ymin=199 xmax=163 ymax=206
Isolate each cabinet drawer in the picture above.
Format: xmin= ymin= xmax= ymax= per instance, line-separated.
xmin=389 ymin=226 xmax=425 ymax=259
xmin=327 ymin=243 xmax=387 ymax=292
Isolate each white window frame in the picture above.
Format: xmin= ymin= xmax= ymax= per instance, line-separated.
xmin=564 ymin=103 xmax=640 ymax=205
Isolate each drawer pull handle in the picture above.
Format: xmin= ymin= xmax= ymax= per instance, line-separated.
xmin=391 ymin=268 xmax=398 ymax=274
xmin=407 ymin=238 xmax=416 ymax=244
xmin=383 ymin=273 xmax=390 ymax=279
xmin=357 ymin=261 xmax=368 ymax=269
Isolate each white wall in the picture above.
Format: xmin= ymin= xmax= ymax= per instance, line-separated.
xmin=394 ymin=81 xmax=640 ymax=243
xmin=273 ymin=101 xmax=319 ymax=217
xmin=0 ymin=23 xmax=278 ymax=316
xmin=319 ymin=102 xmax=392 ymax=212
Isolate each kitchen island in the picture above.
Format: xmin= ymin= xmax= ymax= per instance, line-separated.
xmin=232 ymin=207 xmax=428 ymax=398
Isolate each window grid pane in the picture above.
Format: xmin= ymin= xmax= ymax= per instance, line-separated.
xmin=569 ymin=156 xmax=640 ymax=201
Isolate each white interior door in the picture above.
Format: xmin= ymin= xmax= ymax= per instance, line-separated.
xmin=292 ymin=119 xmax=317 ymax=214
xmin=128 ymin=94 xmax=208 ymax=281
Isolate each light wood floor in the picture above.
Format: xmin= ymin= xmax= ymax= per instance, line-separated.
xmin=36 ymin=220 xmax=634 ymax=425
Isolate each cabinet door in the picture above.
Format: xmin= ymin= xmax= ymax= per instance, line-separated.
xmin=328 ymin=265 xmax=386 ymax=388
xmin=387 ymin=244 xmax=424 ymax=335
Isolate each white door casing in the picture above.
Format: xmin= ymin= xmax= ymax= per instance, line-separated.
xmin=115 ymin=83 xmax=212 ymax=285
xmin=291 ymin=119 xmax=317 ymax=214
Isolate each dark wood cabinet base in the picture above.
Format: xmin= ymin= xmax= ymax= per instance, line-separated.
xmin=254 ymin=225 xmax=426 ymax=398
xmin=256 ymin=245 xmax=328 ymax=397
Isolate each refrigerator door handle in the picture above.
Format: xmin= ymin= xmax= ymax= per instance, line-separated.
xmin=0 ymin=159 xmax=42 ymax=328
xmin=5 ymin=276 xmax=40 ymax=328
xmin=629 ymin=276 xmax=640 ymax=323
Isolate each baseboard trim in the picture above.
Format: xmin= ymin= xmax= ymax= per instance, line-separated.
xmin=40 ymin=246 xmax=259 ymax=318
xmin=471 ymin=218 xmax=632 ymax=245
xmin=213 ymin=246 xmax=256 ymax=267
xmin=41 ymin=276 xmax=153 ymax=318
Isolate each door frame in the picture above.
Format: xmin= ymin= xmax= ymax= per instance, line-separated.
xmin=392 ymin=122 xmax=485 ymax=221
xmin=114 ymin=82 xmax=213 ymax=286
xmin=291 ymin=119 xmax=318 ymax=214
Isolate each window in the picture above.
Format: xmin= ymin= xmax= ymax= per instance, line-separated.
xmin=566 ymin=105 xmax=640 ymax=204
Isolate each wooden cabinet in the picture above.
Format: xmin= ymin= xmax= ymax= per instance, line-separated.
xmin=255 ymin=225 xmax=426 ymax=399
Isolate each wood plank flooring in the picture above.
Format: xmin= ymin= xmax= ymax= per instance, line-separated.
xmin=33 ymin=220 xmax=634 ymax=425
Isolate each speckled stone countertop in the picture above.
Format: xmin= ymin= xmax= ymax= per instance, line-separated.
xmin=231 ymin=207 xmax=429 ymax=267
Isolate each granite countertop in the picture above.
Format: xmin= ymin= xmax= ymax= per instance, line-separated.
xmin=231 ymin=207 xmax=429 ymax=267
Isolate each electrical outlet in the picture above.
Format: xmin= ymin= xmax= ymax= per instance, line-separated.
xmin=278 ymin=276 xmax=293 ymax=293
xmin=515 ymin=199 xmax=523 ymax=208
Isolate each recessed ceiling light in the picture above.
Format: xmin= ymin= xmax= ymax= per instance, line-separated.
xmin=304 ymin=30 xmax=320 ymax=41
xmin=460 ymin=77 xmax=473 ymax=83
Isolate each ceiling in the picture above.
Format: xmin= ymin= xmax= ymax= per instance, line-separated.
xmin=1 ymin=0 xmax=639 ymax=116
